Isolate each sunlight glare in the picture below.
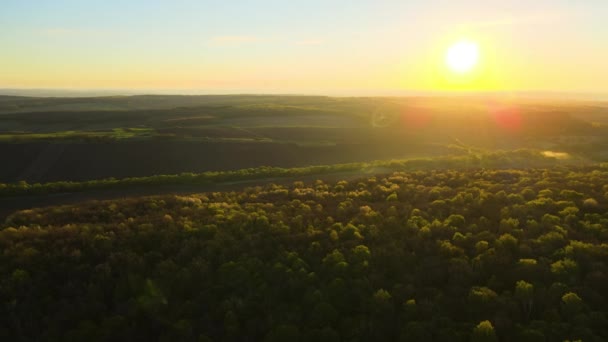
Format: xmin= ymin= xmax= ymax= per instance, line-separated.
xmin=445 ymin=40 xmax=479 ymax=74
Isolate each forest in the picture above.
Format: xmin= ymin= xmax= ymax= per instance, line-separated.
xmin=2 ymin=166 xmax=608 ymax=341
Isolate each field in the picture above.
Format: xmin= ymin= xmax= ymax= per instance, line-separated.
xmin=2 ymin=95 xmax=608 ymax=341
xmin=1 ymin=95 xmax=607 ymax=184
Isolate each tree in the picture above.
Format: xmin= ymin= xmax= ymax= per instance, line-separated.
xmin=469 ymin=287 xmax=498 ymax=318
xmin=561 ymin=292 xmax=584 ymax=319
xmin=386 ymin=193 xmax=398 ymax=202
xmin=519 ymin=329 xmax=546 ymax=342
xmin=582 ymin=198 xmax=599 ymax=210
xmin=264 ymin=324 xmax=300 ymax=342
xmin=515 ymin=280 xmax=534 ymax=321
xmin=551 ymin=258 xmax=579 ymax=283
xmin=400 ymin=321 xmax=432 ymax=341
xmin=306 ymin=327 xmax=339 ymax=342
xmin=372 ymin=289 xmax=393 ymax=314
xmin=310 ymin=302 xmax=338 ymax=328
xmin=471 ymin=320 xmax=498 ymax=342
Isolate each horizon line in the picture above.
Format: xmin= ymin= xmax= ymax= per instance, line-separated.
xmin=1 ymin=87 xmax=608 ymax=101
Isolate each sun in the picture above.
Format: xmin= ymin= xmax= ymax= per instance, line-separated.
xmin=445 ymin=40 xmax=479 ymax=74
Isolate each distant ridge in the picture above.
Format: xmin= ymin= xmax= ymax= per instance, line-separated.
xmin=1 ymin=88 xmax=607 ymax=101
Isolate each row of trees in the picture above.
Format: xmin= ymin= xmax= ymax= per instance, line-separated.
xmin=0 ymin=149 xmax=576 ymax=197
xmin=1 ymin=167 xmax=608 ymax=340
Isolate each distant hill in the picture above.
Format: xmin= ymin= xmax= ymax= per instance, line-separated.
xmin=0 ymin=94 xmax=340 ymax=113
xmin=1 ymin=95 xmax=607 ymax=183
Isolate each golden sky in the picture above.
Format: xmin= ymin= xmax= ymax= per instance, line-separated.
xmin=1 ymin=1 xmax=607 ymax=94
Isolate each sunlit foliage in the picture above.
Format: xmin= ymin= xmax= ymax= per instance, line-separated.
xmin=1 ymin=167 xmax=608 ymax=340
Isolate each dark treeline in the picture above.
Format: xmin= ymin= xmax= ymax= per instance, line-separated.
xmin=0 ymin=149 xmax=579 ymax=197
xmin=2 ymin=167 xmax=608 ymax=341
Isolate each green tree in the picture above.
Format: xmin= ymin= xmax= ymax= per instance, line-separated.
xmin=515 ymin=280 xmax=534 ymax=320
xmin=264 ymin=324 xmax=300 ymax=342
xmin=400 ymin=321 xmax=432 ymax=341
xmin=561 ymin=292 xmax=584 ymax=319
xmin=471 ymin=320 xmax=498 ymax=342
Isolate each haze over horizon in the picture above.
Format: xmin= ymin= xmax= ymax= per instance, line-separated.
xmin=2 ymin=88 xmax=608 ymax=102
xmin=2 ymin=0 xmax=608 ymax=94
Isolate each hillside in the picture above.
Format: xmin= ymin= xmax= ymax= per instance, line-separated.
xmin=2 ymin=166 xmax=608 ymax=341
xmin=1 ymin=95 xmax=608 ymax=183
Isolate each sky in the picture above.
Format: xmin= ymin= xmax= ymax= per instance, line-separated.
xmin=1 ymin=0 xmax=607 ymax=95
